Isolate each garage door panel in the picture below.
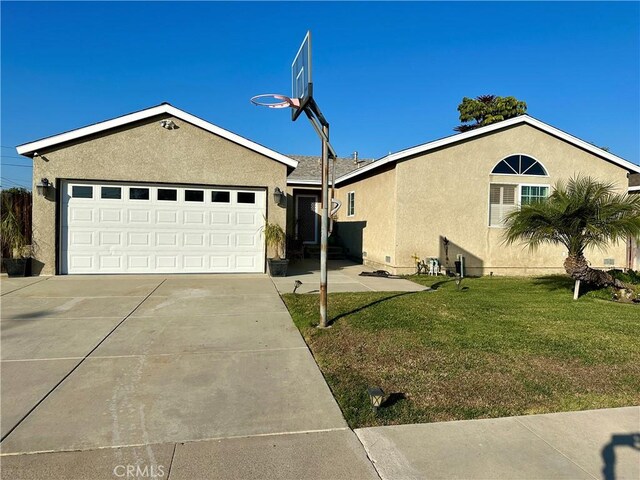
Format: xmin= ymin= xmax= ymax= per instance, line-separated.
xmin=70 ymin=231 xmax=94 ymax=247
xmin=62 ymin=181 xmax=266 ymax=274
xmin=236 ymin=233 xmax=257 ymax=247
xmin=184 ymin=211 xmax=206 ymax=224
xmin=183 ymin=256 xmax=206 ymax=269
xmin=237 ymin=212 xmax=259 ymax=226
xmin=236 ymin=256 xmax=257 ymax=269
xmin=210 ymin=233 xmax=231 ymax=246
xmin=156 ymin=256 xmax=178 ymax=269
xmin=211 ymin=212 xmax=231 ymax=225
xmin=156 ymin=232 xmax=178 ymax=246
xmin=183 ymin=232 xmax=206 ymax=246
xmin=100 ymin=256 xmax=122 ymax=269
xmin=155 ymin=210 xmax=177 ymax=223
xmin=71 ymin=256 xmax=94 ymax=269
xmin=99 ymin=232 xmax=122 ymax=246
xmin=100 ymin=209 xmax=123 ymax=223
xmin=128 ymin=210 xmax=151 ymax=223
xmin=128 ymin=232 xmax=151 ymax=247
xmin=70 ymin=208 xmax=94 ymax=223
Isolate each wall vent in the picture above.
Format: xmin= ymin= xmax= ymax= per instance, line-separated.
xmin=362 ymin=251 xmax=367 ymax=258
xmin=603 ymin=258 xmax=615 ymax=266
xmin=385 ymin=256 xmax=391 ymax=263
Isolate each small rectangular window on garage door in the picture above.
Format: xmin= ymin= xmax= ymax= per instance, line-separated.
xmin=212 ymin=191 xmax=230 ymax=203
xmin=185 ymin=190 xmax=204 ymax=202
xmin=72 ymin=186 xmax=93 ymax=198
xmin=101 ymin=186 xmax=121 ymax=199
xmin=157 ymin=188 xmax=177 ymax=201
xmin=237 ymin=192 xmax=255 ymax=204
xmin=130 ymin=187 xmax=150 ymax=200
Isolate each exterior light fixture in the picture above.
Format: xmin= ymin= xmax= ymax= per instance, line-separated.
xmin=293 ymin=280 xmax=302 ymax=293
xmin=36 ymin=178 xmax=52 ymax=197
xmin=367 ymin=386 xmax=385 ymax=412
xmin=159 ymin=119 xmax=176 ymax=130
xmin=273 ymin=187 xmax=285 ymax=206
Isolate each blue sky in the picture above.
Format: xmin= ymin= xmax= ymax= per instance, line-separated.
xmin=2 ymin=1 xmax=639 ymax=190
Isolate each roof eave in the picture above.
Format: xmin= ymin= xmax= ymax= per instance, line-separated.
xmin=16 ymin=104 xmax=298 ymax=169
xmin=335 ymin=116 xmax=640 ymax=185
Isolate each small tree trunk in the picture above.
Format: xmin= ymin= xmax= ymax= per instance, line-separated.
xmin=563 ymin=254 xmax=626 ymax=289
xmin=573 ymin=280 xmax=581 ymax=300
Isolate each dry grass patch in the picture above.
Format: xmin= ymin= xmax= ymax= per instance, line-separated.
xmin=283 ymin=275 xmax=640 ymax=428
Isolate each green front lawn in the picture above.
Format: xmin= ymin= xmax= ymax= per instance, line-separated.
xmin=282 ymin=276 xmax=640 ymax=429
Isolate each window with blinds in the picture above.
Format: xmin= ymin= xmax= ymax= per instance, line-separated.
xmin=489 ymin=184 xmax=517 ymax=226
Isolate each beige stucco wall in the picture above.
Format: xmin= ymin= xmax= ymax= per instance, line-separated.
xmin=335 ymin=165 xmax=397 ymax=269
xmin=31 ymin=115 xmax=288 ymax=275
xmin=338 ymin=123 xmax=630 ymax=275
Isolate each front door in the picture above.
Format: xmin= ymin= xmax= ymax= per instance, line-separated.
xmin=296 ymin=194 xmax=319 ymax=244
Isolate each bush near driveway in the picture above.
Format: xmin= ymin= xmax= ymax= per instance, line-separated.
xmin=282 ymin=276 xmax=640 ymax=429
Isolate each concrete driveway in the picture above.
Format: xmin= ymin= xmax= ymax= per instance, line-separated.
xmin=1 ymin=275 xmax=378 ymax=479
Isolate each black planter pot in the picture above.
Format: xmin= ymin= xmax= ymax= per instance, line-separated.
xmin=3 ymin=258 xmax=30 ymax=277
xmin=268 ymin=258 xmax=289 ymax=277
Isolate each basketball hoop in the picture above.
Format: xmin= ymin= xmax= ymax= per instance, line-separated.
xmin=250 ymin=94 xmax=301 ymax=109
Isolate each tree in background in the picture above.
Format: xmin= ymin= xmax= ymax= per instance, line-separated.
xmin=454 ymin=95 xmax=527 ymax=133
xmin=503 ymin=176 xmax=640 ymax=299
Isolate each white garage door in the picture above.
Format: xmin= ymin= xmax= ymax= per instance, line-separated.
xmin=61 ymin=181 xmax=266 ymax=274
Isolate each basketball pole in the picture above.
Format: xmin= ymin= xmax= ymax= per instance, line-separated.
xmin=302 ymin=100 xmax=333 ymax=328
xmin=319 ymin=124 xmax=330 ymax=328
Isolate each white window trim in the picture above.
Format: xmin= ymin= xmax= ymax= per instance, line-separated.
xmin=347 ymin=191 xmax=355 ymax=217
xmin=519 ymin=183 xmax=550 ymax=206
xmin=488 ymin=182 xmax=551 ymax=228
xmin=490 ymin=153 xmax=550 ymax=178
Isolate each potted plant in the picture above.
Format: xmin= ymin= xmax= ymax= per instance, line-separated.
xmin=1 ymin=195 xmax=31 ymax=277
xmin=263 ymin=220 xmax=288 ymax=276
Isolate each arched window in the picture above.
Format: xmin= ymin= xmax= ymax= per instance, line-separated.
xmin=491 ymin=155 xmax=547 ymax=176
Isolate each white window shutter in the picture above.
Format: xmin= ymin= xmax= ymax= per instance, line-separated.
xmin=490 ymin=184 xmax=517 ymax=226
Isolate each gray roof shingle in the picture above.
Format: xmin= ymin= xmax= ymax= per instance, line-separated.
xmin=287 ymin=155 xmax=374 ymax=182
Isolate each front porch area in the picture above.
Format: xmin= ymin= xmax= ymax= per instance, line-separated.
xmin=269 ymin=259 xmax=427 ymax=294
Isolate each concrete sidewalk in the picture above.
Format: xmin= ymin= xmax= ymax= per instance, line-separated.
xmin=1 ymin=429 xmax=378 ymax=480
xmin=356 ymin=406 xmax=640 ymax=480
xmin=271 ymin=259 xmax=427 ymax=294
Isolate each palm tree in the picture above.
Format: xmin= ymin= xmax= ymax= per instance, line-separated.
xmin=503 ymin=176 xmax=640 ymax=294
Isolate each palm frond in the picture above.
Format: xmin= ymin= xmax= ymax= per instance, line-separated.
xmin=503 ymin=175 xmax=640 ymax=256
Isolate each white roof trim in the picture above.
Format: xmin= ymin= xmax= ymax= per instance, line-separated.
xmin=629 ymin=185 xmax=640 ymax=192
xmin=335 ymin=115 xmax=640 ymax=185
xmin=287 ymin=179 xmax=322 ymax=185
xmin=286 ymin=179 xmax=340 ymax=187
xmin=16 ymin=103 xmax=298 ymax=169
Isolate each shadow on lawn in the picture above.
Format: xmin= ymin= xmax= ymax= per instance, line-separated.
xmin=531 ymin=275 xmax=575 ymax=292
xmin=532 ymin=275 xmax=607 ymax=298
xmin=330 ymin=291 xmax=419 ymax=325
xmin=381 ymin=392 xmax=407 ymax=408
xmin=425 ymin=277 xmax=456 ymax=291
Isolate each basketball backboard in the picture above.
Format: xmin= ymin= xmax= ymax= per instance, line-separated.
xmin=291 ymin=31 xmax=312 ymax=121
